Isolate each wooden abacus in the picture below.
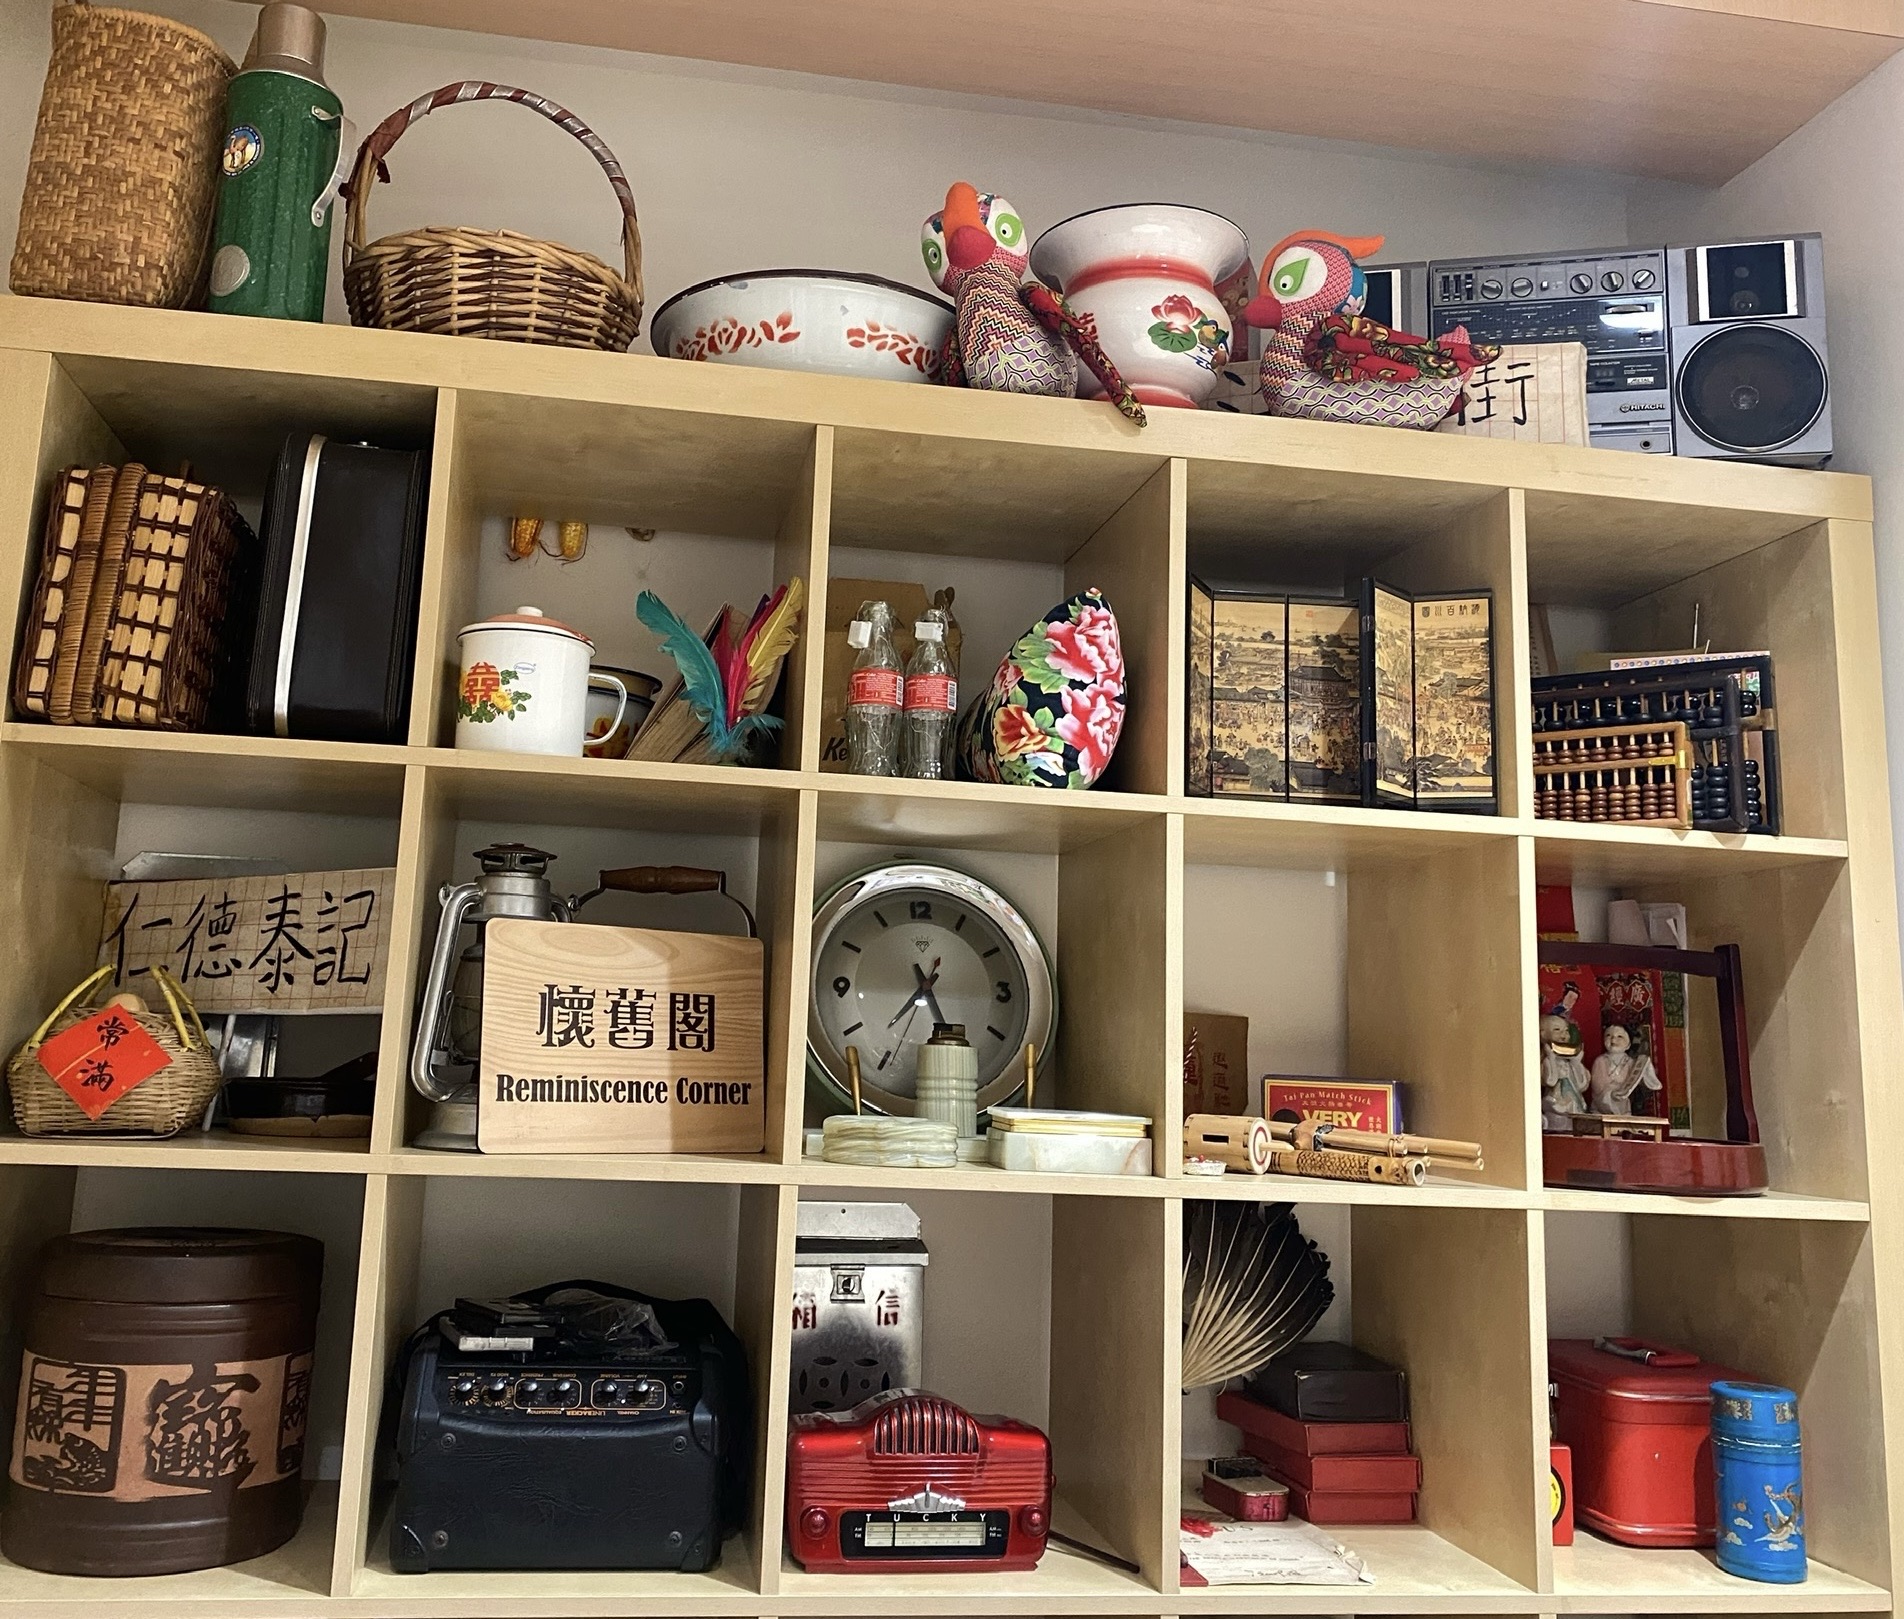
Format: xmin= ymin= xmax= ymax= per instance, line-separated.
xmin=1533 ymin=720 xmax=1691 ymax=829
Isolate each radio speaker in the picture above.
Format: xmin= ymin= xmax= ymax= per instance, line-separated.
xmin=1668 ymin=235 xmax=1830 ymax=467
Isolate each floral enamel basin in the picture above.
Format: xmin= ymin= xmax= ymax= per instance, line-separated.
xmin=1029 ymin=204 xmax=1250 ymax=409
xmin=649 ymin=269 xmax=954 ymax=384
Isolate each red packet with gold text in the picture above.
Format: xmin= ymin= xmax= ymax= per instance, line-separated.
xmin=36 ymin=1006 xmax=171 ymax=1119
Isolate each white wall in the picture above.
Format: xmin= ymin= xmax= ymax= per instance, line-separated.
xmin=0 ymin=0 xmax=1637 ymax=334
xmin=1627 ymin=55 xmax=1904 ymax=918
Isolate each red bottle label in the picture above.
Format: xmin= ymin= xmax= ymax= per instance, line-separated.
xmin=848 ymin=669 xmax=902 ymax=708
xmin=904 ymin=675 xmax=957 ymax=713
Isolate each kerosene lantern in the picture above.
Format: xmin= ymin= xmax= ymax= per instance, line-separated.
xmin=410 ymin=843 xmax=568 ymax=1149
xmin=408 ymin=843 xmax=755 ymax=1150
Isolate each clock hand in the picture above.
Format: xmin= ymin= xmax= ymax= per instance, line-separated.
xmin=913 ymin=960 xmax=950 ymax=1028
xmin=888 ymin=958 xmax=943 ymax=1031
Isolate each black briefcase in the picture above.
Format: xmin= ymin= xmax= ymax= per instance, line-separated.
xmin=246 ymin=434 xmax=427 ymax=744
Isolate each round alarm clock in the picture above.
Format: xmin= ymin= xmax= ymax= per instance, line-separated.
xmin=808 ymin=862 xmax=1056 ymax=1118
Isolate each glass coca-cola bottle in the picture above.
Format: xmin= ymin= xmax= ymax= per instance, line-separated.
xmin=903 ymin=609 xmax=956 ymax=780
xmin=845 ymin=600 xmax=903 ymax=776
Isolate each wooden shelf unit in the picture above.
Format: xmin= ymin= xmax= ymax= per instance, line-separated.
xmin=0 ymin=297 xmax=1897 ymax=1617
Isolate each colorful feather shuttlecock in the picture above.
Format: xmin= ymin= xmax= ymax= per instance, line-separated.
xmin=636 ymin=589 xmax=785 ymax=762
xmin=1181 ymin=1200 xmax=1334 ymax=1392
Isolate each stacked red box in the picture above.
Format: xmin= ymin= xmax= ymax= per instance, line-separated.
xmin=1215 ymin=1390 xmax=1419 ymax=1525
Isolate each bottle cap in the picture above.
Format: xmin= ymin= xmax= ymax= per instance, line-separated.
xmin=242 ymin=2 xmax=330 ymax=84
xmin=928 ymin=1024 xmax=969 ymax=1044
xmin=846 ymin=621 xmax=871 ymax=650
xmin=915 ymin=621 xmax=943 ymax=642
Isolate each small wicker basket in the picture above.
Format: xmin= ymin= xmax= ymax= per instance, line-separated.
xmin=343 ymin=81 xmax=644 ymax=351
xmin=11 ymin=0 xmax=234 ymax=309
xmin=8 ymin=965 xmax=222 ymax=1137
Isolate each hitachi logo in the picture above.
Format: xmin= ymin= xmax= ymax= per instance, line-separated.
xmin=1618 ymin=401 xmax=1669 ymax=414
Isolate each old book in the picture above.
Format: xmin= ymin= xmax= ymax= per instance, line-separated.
xmin=1285 ymin=597 xmax=1360 ymax=804
xmin=1211 ymin=593 xmax=1287 ymax=798
xmin=627 ymin=606 xmax=727 ymax=762
xmin=1360 ymin=580 xmax=1415 ymax=810
xmin=1411 ymin=591 xmax=1495 ymax=811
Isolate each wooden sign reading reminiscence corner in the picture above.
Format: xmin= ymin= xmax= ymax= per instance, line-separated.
xmin=477 ymin=918 xmax=764 ymax=1154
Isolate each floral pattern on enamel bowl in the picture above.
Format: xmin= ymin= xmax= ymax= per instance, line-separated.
xmin=649 ymin=270 xmax=955 ymax=384
xmin=1029 ymin=204 xmax=1250 ymax=409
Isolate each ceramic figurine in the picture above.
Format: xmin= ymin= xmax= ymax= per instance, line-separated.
xmin=1587 ymin=1023 xmax=1662 ymax=1115
xmin=1540 ymin=1013 xmax=1591 ymax=1132
xmin=922 ymin=183 xmax=1145 ymax=424
xmin=1242 ymin=230 xmax=1498 ymax=428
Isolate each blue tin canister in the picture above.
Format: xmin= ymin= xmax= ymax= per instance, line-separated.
xmin=1711 ymin=1380 xmax=1806 ymax=1582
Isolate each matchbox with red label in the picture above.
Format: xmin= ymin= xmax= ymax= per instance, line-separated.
xmin=1264 ymin=1077 xmax=1404 ymax=1135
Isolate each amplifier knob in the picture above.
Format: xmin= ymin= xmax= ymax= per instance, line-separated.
xmin=1480 ymin=278 xmax=1504 ymax=300
xmin=518 ymin=1378 xmax=546 ymax=1403
xmin=1509 ymin=277 xmax=1533 ymax=298
xmin=1601 ymin=270 xmax=1626 ymax=291
xmin=554 ymin=1379 xmax=579 ymax=1404
xmin=1631 ymin=267 xmax=1658 ymax=291
xmin=449 ymin=1376 xmax=478 ymax=1403
xmin=801 ymin=1507 xmax=830 ymax=1540
xmin=1569 ymin=272 xmax=1594 ymax=295
xmin=481 ymin=1376 xmax=511 ymax=1404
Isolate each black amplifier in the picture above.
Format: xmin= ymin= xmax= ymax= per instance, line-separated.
xmin=388 ymin=1282 xmax=749 ymax=1572
xmin=1429 ymin=246 xmax=1672 ymax=454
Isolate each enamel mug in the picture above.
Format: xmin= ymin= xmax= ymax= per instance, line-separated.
xmin=454 ymin=607 xmax=627 ymax=757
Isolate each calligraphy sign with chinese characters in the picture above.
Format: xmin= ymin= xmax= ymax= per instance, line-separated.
xmin=1436 ymin=341 xmax=1589 ymax=446
xmin=477 ymin=918 xmax=764 ymax=1154
xmin=98 ymin=869 xmax=394 ymax=1014
xmin=36 ymin=1006 xmax=172 ymax=1119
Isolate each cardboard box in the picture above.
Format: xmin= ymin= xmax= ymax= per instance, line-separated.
xmin=1184 ymin=1013 xmax=1249 ymax=1115
xmin=818 ymin=578 xmax=962 ymax=772
xmin=477 ymin=918 xmax=764 ymax=1154
xmin=1264 ymin=1077 xmax=1403 ymax=1134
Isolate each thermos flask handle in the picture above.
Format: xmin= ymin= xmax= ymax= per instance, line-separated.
xmin=311 ymin=112 xmax=357 ymax=227
xmin=571 ymin=867 xmax=758 ymax=938
xmin=409 ymin=878 xmax=480 ymax=1100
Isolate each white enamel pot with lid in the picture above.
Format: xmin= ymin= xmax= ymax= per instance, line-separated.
xmin=454 ymin=606 xmax=627 ymax=757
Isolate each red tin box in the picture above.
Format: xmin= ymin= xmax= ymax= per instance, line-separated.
xmin=1201 ymin=1462 xmax=1290 ymax=1521
xmin=1285 ymin=1481 xmax=1416 ymax=1524
xmin=1216 ymin=1390 xmax=1411 ymax=1456
xmin=1549 ymin=1337 xmax=1748 ymax=1547
xmin=786 ymin=1390 xmax=1052 ymax=1573
xmin=1551 ymin=1443 xmax=1574 ymax=1546
xmin=1243 ymin=1436 xmax=1421 ymax=1494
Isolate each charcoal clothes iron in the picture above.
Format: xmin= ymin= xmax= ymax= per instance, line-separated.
xmin=408 ymin=844 xmax=753 ymax=1150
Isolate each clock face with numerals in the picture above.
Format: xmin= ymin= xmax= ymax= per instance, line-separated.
xmin=808 ymin=863 xmax=1055 ymax=1118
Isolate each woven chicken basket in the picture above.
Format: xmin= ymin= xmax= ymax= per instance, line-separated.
xmin=343 ymin=81 xmax=644 ymax=351
xmin=11 ymin=0 xmax=234 ymax=308
xmin=8 ymin=965 xmax=221 ymax=1137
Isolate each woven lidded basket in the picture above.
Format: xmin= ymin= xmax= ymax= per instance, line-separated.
xmin=11 ymin=0 xmax=234 ymax=308
xmin=8 ymin=965 xmax=222 ymax=1137
xmin=343 ymin=82 xmax=644 ymax=351
xmin=11 ymin=462 xmax=256 ymax=732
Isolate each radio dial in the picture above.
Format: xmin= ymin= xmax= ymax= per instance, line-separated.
xmin=1631 ymin=267 xmax=1658 ymax=291
xmin=1020 ymin=1505 xmax=1048 ymax=1536
xmin=450 ymin=1376 xmax=479 ymax=1403
xmin=1601 ymin=270 xmax=1625 ymax=291
xmin=1480 ymin=278 xmax=1504 ymax=300
xmin=1569 ymin=272 xmax=1594 ymax=295
xmin=1509 ymin=277 xmax=1533 ymax=298
xmin=802 ymin=1507 xmax=830 ymax=1539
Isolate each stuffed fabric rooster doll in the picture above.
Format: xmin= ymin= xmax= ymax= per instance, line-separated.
xmin=1243 ymin=230 xmax=1497 ymax=428
xmin=923 ymin=182 xmax=1145 ymax=425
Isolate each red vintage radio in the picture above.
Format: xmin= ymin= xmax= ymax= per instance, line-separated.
xmin=786 ymin=1390 xmax=1052 ymax=1573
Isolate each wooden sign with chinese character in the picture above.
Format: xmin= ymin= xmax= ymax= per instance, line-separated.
xmin=98 ymin=869 xmax=394 ymax=1014
xmin=477 ymin=919 xmax=764 ymax=1155
xmin=1437 ymin=342 xmax=1589 ymax=445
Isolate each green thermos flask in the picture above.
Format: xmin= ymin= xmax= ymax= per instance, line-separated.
xmin=208 ymin=4 xmax=348 ymax=322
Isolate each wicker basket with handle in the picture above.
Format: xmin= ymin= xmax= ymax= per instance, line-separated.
xmin=11 ymin=0 xmax=234 ymax=308
xmin=343 ymin=82 xmax=644 ymax=351
xmin=8 ymin=964 xmax=222 ymax=1137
